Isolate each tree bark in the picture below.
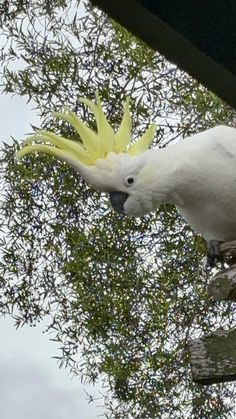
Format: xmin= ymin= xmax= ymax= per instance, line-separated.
xmin=189 ymin=328 xmax=236 ymax=384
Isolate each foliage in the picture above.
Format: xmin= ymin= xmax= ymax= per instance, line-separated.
xmin=0 ymin=1 xmax=236 ymax=417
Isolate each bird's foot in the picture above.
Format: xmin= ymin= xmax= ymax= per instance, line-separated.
xmin=202 ymin=240 xmax=223 ymax=273
xmin=206 ymin=239 xmax=224 ymax=268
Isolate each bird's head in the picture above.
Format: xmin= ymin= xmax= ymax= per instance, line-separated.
xmin=17 ymin=94 xmax=157 ymax=217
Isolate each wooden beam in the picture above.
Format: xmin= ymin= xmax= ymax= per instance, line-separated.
xmin=91 ymin=0 xmax=236 ymax=109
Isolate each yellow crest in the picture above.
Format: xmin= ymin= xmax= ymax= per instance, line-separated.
xmin=17 ymin=94 xmax=156 ymax=166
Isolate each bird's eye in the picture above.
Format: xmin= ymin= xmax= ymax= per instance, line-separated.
xmin=124 ymin=175 xmax=135 ymax=187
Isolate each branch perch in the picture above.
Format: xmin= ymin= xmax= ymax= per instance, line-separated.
xmin=208 ymin=266 xmax=236 ymax=301
xmin=189 ymin=240 xmax=236 ymax=385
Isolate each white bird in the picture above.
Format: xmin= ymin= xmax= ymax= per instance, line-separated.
xmin=17 ymin=95 xmax=236 ymax=266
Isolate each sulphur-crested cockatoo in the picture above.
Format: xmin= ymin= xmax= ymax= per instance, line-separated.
xmin=17 ymin=95 xmax=236 ymax=266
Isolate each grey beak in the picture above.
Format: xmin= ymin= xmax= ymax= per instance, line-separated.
xmin=109 ymin=191 xmax=129 ymax=214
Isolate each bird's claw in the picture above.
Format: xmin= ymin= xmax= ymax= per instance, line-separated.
xmin=202 ymin=240 xmax=223 ymax=273
xmin=202 ymin=256 xmax=209 ymax=273
xmin=206 ymin=239 xmax=223 ymax=269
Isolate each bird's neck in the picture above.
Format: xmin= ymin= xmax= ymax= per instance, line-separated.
xmin=146 ymin=147 xmax=186 ymax=207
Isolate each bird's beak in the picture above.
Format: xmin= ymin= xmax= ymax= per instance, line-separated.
xmin=109 ymin=191 xmax=129 ymax=214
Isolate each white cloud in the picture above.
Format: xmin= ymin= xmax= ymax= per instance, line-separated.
xmin=0 ymin=361 xmax=82 ymax=419
xmin=0 ymin=316 xmax=105 ymax=419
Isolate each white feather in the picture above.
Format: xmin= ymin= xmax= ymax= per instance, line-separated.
xmin=121 ymin=125 xmax=236 ymax=241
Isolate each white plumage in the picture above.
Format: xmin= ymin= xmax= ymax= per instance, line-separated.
xmin=128 ymin=125 xmax=236 ymax=242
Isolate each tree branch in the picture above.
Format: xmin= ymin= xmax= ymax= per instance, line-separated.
xmin=189 ymin=241 xmax=236 ymax=384
xmin=189 ymin=327 xmax=236 ymax=384
xmin=208 ymin=265 xmax=236 ymax=301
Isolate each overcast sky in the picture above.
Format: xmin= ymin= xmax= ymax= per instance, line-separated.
xmin=0 ymin=93 xmax=104 ymax=419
